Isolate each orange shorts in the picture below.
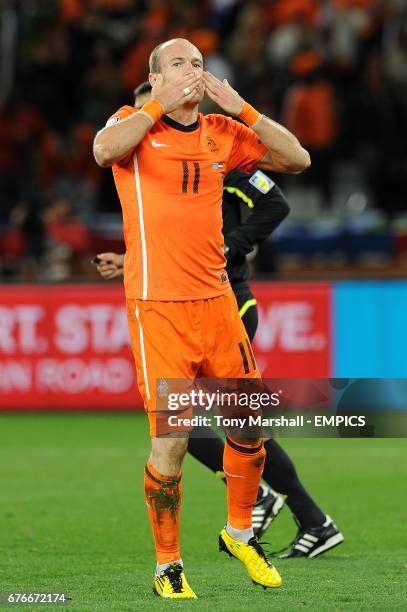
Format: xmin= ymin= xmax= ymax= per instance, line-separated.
xmin=126 ymin=291 xmax=259 ymax=436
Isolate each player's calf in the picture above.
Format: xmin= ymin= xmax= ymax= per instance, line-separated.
xmin=223 ymin=435 xmax=265 ymax=539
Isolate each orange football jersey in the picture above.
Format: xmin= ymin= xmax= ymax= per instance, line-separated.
xmin=106 ymin=106 xmax=267 ymax=300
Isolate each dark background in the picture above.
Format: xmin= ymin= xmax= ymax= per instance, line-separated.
xmin=1 ymin=0 xmax=406 ymax=281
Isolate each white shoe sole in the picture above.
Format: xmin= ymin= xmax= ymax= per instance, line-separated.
xmin=308 ymin=532 xmax=344 ymax=558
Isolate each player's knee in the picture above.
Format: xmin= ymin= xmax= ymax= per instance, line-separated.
xmin=150 ymin=435 xmax=189 ymax=465
xmin=227 ymin=427 xmax=262 ymax=447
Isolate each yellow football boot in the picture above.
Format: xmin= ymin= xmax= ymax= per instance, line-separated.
xmin=219 ymin=528 xmax=282 ymax=589
xmin=153 ymin=563 xmax=197 ymax=599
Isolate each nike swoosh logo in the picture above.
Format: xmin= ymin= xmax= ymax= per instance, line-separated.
xmin=223 ymin=470 xmax=244 ymax=478
xmin=151 ymin=139 xmax=170 ymax=148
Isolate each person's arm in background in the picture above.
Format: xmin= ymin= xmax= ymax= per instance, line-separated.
xmin=223 ymin=170 xmax=289 ymax=261
xmin=92 ymin=252 xmax=124 ymax=279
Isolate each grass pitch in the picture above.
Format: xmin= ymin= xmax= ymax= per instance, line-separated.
xmin=0 ymin=414 xmax=406 ymax=611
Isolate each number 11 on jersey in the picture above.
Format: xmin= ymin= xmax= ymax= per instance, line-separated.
xmin=181 ymin=161 xmax=200 ymax=194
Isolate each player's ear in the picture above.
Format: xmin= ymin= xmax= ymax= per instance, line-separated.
xmin=149 ymin=73 xmax=159 ymax=87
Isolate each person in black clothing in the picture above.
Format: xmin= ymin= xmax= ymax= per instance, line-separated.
xmin=222 ymin=167 xmax=285 ymax=341
xmin=93 ymin=82 xmax=344 ymax=558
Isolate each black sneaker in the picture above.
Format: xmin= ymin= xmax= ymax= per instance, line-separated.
xmin=252 ymin=484 xmax=285 ymax=538
xmin=279 ymin=515 xmax=344 ymax=558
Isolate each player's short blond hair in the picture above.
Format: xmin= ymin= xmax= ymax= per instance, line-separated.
xmin=149 ymin=38 xmax=201 ymax=73
xmin=149 ymin=42 xmax=165 ymax=73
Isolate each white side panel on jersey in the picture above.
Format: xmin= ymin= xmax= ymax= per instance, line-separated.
xmin=133 ymin=153 xmax=148 ymax=300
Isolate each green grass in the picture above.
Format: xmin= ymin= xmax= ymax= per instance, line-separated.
xmin=0 ymin=414 xmax=406 ymax=611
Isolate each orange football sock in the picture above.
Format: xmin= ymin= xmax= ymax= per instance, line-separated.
xmin=144 ymin=463 xmax=182 ymax=564
xmin=223 ymin=436 xmax=266 ymax=530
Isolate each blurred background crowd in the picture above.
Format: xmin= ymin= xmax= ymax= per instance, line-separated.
xmin=1 ymin=0 xmax=407 ymax=282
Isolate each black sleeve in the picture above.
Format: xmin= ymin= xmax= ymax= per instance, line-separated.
xmin=223 ymin=170 xmax=290 ymax=260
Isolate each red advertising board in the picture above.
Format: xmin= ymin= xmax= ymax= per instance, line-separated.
xmin=0 ymin=282 xmax=332 ymax=410
xmin=0 ymin=285 xmax=141 ymax=410
xmin=251 ymin=282 xmax=332 ymax=377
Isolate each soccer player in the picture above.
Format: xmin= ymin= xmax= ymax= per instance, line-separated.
xmin=95 ymin=183 xmax=343 ymax=559
xmin=95 ymin=81 xmax=344 ymax=558
xmin=93 ymin=38 xmax=310 ymax=599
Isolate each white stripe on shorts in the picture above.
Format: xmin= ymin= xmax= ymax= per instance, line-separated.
xmin=135 ymin=303 xmax=150 ymax=400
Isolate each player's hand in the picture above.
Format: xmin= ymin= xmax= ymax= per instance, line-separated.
xmin=93 ymin=252 xmax=124 ymax=279
xmin=202 ymin=72 xmax=244 ymax=116
xmin=151 ymin=73 xmax=202 ymax=113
